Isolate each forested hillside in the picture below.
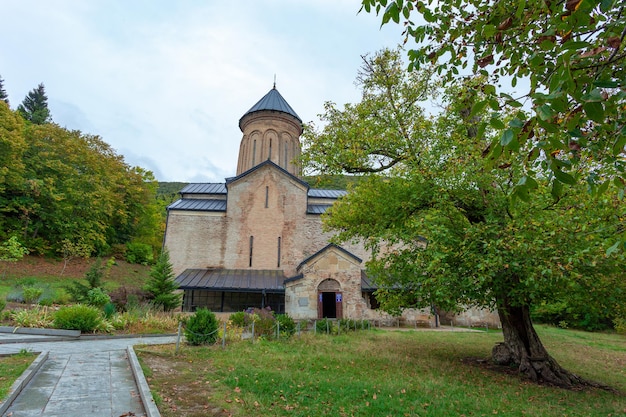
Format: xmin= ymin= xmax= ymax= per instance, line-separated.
xmin=0 ymin=96 xmax=162 ymax=258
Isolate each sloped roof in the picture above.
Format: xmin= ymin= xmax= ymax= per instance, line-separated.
xmin=175 ymin=269 xmax=286 ymax=292
xmin=180 ymin=183 xmax=227 ymax=194
xmin=167 ymin=199 xmax=226 ymax=212
xmin=308 ymin=189 xmax=347 ymax=198
xmin=239 ymin=87 xmax=301 ymax=127
xmin=307 ymin=204 xmax=333 ymax=214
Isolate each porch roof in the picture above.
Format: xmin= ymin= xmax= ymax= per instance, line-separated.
xmin=175 ymin=268 xmax=286 ymax=293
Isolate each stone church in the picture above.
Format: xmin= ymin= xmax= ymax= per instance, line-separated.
xmin=164 ymin=86 xmax=498 ymax=326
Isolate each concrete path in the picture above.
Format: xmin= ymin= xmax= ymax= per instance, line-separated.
xmin=0 ymin=333 xmax=177 ymax=417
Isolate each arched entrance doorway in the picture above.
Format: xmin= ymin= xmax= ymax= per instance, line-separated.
xmin=317 ymin=278 xmax=342 ymax=319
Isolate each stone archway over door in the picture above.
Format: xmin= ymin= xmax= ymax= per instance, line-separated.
xmin=317 ymin=278 xmax=342 ymax=319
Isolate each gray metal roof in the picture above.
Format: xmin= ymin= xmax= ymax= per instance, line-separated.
xmin=175 ymin=269 xmax=286 ymax=292
xmin=307 ymin=204 xmax=333 ymax=214
xmin=168 ymin=199 xmax=226 ymax=211
xmin=240 ymin=87 xmax=301 ymax=123
xmin=180 ymin=183 xmax=227 ymax=194
xmin=360 ymin=271 xmax=377 ymax=292
xmin=308 ymin=189 xmax=347 ymax=198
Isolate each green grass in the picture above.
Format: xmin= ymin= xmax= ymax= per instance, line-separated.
xmin=0 ymin=352 xmax=35 ymax=401
xmin=138 ymin=326 xmax=626 ymax=417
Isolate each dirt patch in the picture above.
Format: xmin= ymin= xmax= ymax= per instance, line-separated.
xmin=139 ymin=349 xmax=230 ymax=417
xmin=6 ymin=255 xmax=92 ymax=279
xmin=5 ymin=255 xmax=151 ymax=284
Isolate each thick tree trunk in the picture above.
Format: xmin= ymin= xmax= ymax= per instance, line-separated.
xmin=492 ymin=298 xmax=589 ymax=389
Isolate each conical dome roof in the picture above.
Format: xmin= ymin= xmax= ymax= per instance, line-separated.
xmin=239 ymin=86 xmax=301 ymax=129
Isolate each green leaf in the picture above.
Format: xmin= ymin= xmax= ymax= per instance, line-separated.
xmin=593 ymin=80 xmax=619 ymax=88
xmin=606 ymin=240 xmax=621 ymax=256
xmin=500 ymin=129 xmax=514 ymax=146
xmin=490 ymin=117 xmax=506 ymax=130
xmin=583 ymin=102 xmax=605 ymax=123
xmin=537 ymin=105 xmax=554 ymax=121
xmin=600 ymin=0 xmax=615 ymax=13
xmin=612 ymin=133 xmax=626 ymax=156
xmin=553 ymin=169 xmax=576 ymax=185
xmin=483 ymin=25 xmax=497 ymax=37
xmin=470 ymin=100 xmax=488 ymax=117
xmin=551 ymin=179 xmax=563 ymax=199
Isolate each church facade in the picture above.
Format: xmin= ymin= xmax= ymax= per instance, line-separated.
xmin=163 ymin=86 xmax=498 ymax=326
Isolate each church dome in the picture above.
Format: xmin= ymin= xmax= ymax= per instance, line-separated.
xmin=236 ymin=85 xmax=303 ymax=177
xmin=239 ymin=86 xmax=301 ymax=130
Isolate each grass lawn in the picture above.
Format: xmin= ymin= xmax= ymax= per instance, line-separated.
xmin=137 ymin=326 xmax=626 ymax=417
xmin=0 ymin=352 xmax=35 ymax=402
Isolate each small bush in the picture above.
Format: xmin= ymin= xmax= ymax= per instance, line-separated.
xmin=87 ymin=287 xmax=111 ymax=308
xmin=103 ymin=302 xmax=116 ymax=319
xmin=125 ymin=242 xmax=154 ymax=265
xmin=275 ymin=313 xmax=296 ymax=337
xmin=0 ymin=297 xmax=5 ymax=312
xmin=316 ymin=318 xmax=337 ymax=335
xmin=229 ymin=311 xmax=246 ymax=327
xmin=54 ymin=304 xmax=102 ymax=332
xmin=184 ymin=308 xmax=219 ymax=345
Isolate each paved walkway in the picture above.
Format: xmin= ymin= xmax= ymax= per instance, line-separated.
xmin=0 ymin=333 xmax=177 ymax=417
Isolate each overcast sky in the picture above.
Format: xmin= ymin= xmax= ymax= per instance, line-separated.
xmin=2 ymin=1 xmax=403 ymax=182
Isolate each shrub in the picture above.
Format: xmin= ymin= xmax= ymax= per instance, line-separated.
xmin=54 ymin=304 xmax=102 ymax=332
xmin=229 ymin=311 xmax=246 ymax=327
xmin=275 ymin=313 xmax=296 ymax=337
xmin=125 ymin=242 xmax=154 ymax=265
xmin=316 ymin=318 xmax=337 ymax=335
xmin=87 ymin=287 xmax=111 ymax=308
xmin=184 ymin=308 xmax=219 ymax=345
xmin=0 ymin=297 xmax=5 ymax=312
xmin=22 ymin=286 xmax=44 ymax=304
xmin=103 ymin=302 xmax=116 ymax=319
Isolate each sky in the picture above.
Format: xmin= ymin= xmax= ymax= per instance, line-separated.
xmin=2 ymin=1 xmax=404 ymax=182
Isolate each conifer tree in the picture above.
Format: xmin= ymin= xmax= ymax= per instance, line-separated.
xmin=17 ymin=83 xmax=50 ymax=124
xmin=145 ymin=250 xmax=182 ymax=311
xmin=0 ymin=76 xmax=8 ymax=105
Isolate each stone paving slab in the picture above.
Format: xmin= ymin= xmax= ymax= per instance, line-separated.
xmin=0 ymin=334 xmax=177 ymax=417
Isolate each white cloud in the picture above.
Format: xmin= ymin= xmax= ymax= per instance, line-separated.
xmin=1 ymin=1 xmax=402 ymax=181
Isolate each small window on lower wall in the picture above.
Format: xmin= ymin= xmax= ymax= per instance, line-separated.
xmin=364 ymin=292 xmax=380 ymax=309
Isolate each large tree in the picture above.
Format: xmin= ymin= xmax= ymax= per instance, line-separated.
xmin=17 ymin=83 xmax=51 ymax=124
xmin=301 ymin=49 xmax=625 ymax=388
xmin=360 ymin=0 xmax=625 ymax=199
xmin=0 ymin=115 xmax=162 ymax=256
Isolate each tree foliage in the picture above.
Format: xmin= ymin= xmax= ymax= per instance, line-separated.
xmin=17 ymin=83 xmax=51 ymax=124
xmin=0 ymin=102 xmax=163 ymax=256
xmin=301 ymin=49 xmax=625 ymax=388
xmin=360 ymin=0 xmax=625 ymax=198
xmin=0 ymin=75 xmax=8 ymax=105
xmin=145 ymin=250 xmax=181 ymax=312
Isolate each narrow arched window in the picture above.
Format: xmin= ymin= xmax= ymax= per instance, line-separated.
xmin=252 ymin=140 xmax=257 ymax=165
xmin=277 ymin=237 xmax=281 ymax=267
xmin=268 ymin=138 xmax=272 ymax=160
xmin=265 ymin=186 xmax=269 ymax=208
